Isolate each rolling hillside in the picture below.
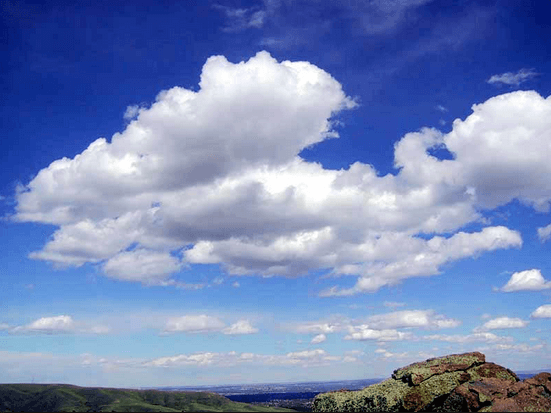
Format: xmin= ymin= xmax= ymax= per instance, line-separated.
xmin=0 ymin=383 xmax=295 ymax=412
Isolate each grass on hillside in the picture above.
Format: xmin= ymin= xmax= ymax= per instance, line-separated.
xmin=0 ymin=383 xmax=295 ymax=412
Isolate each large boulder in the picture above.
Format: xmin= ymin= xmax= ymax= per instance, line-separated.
xmin=442 ymin=372 xmax=551 ymax=412
xmin=312 ymin=352 xmax=551 ymax=412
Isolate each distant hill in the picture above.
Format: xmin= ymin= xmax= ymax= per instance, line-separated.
xmin=0 ymin=383 xmax=296 ymax=412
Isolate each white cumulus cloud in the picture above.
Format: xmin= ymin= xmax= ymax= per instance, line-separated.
xmin=531 ymin=305 xmax=551 ymax=319
xmin=12 ymin=50 xmax=551 ymax=295
xmin=363 ymin=310 xmax=461 ymax=330
xmin=222 ymin=320 xmax=259 ymax=335
xmin=499 ymin=269 xmax=551 ymax=292
xmin=475 ymin=316 xmax=528 ymax=331
xmin=311 ymin=334 xmax=327 ymax=344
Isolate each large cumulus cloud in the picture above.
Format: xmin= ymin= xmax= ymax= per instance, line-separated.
xmin=12 ymin=51 xmax=551 ymax=292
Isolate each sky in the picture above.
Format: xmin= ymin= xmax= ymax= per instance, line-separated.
xmin=1 ymin=0 xmax=551 ymax=388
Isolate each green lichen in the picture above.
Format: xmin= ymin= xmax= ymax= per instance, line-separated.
xmin=312 ymin=378 xmax=409 ymax=412
xmin=496 ymin=371 xmax=517 ymax=382
xmin=404 ymin=371 xmax=466 ymax=410
xmin=479 ymin=392 xmax=491 ymax=403
xmin=393 ymin=353 xmax=484 ymax=385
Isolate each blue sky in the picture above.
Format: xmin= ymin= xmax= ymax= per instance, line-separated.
xmin=2 ymin=0 xmax=551 ymax=387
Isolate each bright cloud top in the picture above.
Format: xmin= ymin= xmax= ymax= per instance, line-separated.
xmin=499 ymin=269 xmax=551 ymax=292
xmin=12 ymin=51 xmax=551 ymax=295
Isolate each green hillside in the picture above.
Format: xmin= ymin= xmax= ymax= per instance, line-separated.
xmin=0 ymin=384 xmax=295 ymax=412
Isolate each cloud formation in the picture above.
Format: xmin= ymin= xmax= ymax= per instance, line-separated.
xmin=362 ymin=310 xmax=461 ymax=330
xmin=531 ymin=305 xmax=551 ymax=319
xmin=163 ymin=315 xmax=226 ymax=334
xmin=163 ymin=315 xmax=258 ymax=335
xmin=344 ymin=326 xmax=413 ymax=342
xmin=9 ymin=315 xmax=109 ymax=335
xmin=213 ymin=4 xmax=267 ymax=32
xmin=488 ymin=68 xmax=538 ymax=86
xmin=222 ymin=320 xmax=259 ymax=335
xmin=12 ymin=51 xmax=551 ymax=294
xmin=537 ymin=224 xmax=551 ymax=242
xmin=424 ymin=332 xmax=513 ymax=343
xmin=475 ymin=317 xmax=528 ymax=331
xmin=145 ymin=348 xmax=349 ymax=368
xmin=499 ymin=269 xmax=551 ymax=292
xmin=311 ymin=333 xmax=327 ymax=344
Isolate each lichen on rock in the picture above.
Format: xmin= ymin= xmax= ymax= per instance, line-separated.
xmin=312 ymin=352 xmax=551 ymax=412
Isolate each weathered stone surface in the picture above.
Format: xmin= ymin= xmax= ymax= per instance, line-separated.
xmin=312 ymin=352 xmax=551 ymax=412
xmin=443 ymin=373 xmax=551 ymax=412
xmin=468 ymin=362 xmax=519 ymax=383
xmin=393 ymin=352 xmax=485 ymax=386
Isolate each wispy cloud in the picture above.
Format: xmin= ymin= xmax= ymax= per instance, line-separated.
xmin=9 ymin=315 xmax=109 ymax=335
xmin=487 ymin=68 xmax=538 ymax=86
xmin=424 ymin=332 xmax=513 ymax=343
xmin=213 ymin=4 xmax=266 ymax=32
xmin=537 ymin=224 xmax=551 ymax=242
xmin=162 ymin=315 xmax=259 ymax=335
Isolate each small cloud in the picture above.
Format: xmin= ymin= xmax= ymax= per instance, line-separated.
xmin=499 ymin=269 xmax=551 ymax=292
xmin=474 ymin=316 xmax=528 ymax=331
xmin=487 ymin=68 xmax=538 ymax=86
xmin=383 ymin=301 xmax=406 ymax=309
xmin=436 ymin=105 xmax=448 ymax=112
xmin=232 ymin=281 xmax=240 ymax=288
xmin=212 ymin=276 xmax=224 ymax=285
xmin=531 ymin=304 xmax=551 ymax=319
xmin=13 ymin=315 xmax=75 ymax=333
xmin=24 ymin=283 xmax=35 ymax=290
xmin=0 ymin=323 xmax=10 ymax=330
xmin=213 ymin=4 xmax=266 ymax=32
xmin=9 ymin=315 xmax=108 ymax=335
xmin=537 ymin=224 xmax=551 ymax=242
xmin=425 ymin=332 xmax=513 ymax=343
xmin=344 ymin=326 xmax=413 ymax=342
xmin=311 ymin=334 xmax=327 ymax=344
xmin=222 ymin=320 xmax=259 ymax=335
xmin=364 ymin=310 xmax=461 ymax=330
xmin=294 ymin=322 xmax=343 ymax=334
xmin=163 ymin=315 xmax=226 ymax=334
xmin=439 ymin=119 xmax=446 ymax=126
xmin=123 ymin=105 xmax=141 ymax=120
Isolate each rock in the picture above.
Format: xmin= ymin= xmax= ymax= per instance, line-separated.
xmin=312 ymin=352 xmax=550 ymax=412
xmin=392 ymin=352 xmax=485 ymax=386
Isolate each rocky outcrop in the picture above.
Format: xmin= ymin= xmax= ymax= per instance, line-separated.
xmin=312 ymin=352 xmax=551 ymax=412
